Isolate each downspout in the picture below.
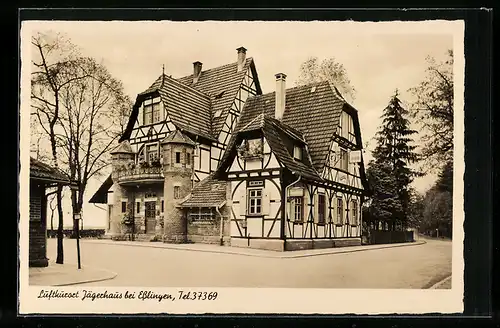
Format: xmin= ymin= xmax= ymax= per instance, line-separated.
xmin=284 ymin=172 xmax=301 ymax=249
xmin=216 ymin=201 xmax=227 ymax=246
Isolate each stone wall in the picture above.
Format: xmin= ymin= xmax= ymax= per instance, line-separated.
xmin=187 ymin=208 xmax=231 ymax=245
xmin=29 ymin=182 xmax=48 ymax=267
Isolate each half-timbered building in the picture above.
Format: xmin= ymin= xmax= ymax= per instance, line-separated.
xmin=90 ymin=47 xmax=368 ymax=251
xmin=213 ymin=73 xmax=369 ymax=251
xmin=89 ymin=47 xmax=262 ymax=242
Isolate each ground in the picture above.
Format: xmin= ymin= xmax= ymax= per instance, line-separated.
xmin=40 ymin=237 xmax=452 ymax=289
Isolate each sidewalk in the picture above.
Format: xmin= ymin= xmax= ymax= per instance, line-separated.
xmin=83 ymin=238 xmax=427 ymax=259
xmin=29 ymin=260 xmax=117 ymax=286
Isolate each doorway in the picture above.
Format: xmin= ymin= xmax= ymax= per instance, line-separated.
xmin=145 ymin=201 xmax=156 ymax=233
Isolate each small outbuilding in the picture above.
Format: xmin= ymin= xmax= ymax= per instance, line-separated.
xmin=29 ymin=157 xmax=74 ymax=267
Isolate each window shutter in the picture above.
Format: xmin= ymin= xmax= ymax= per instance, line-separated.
xmin=262 ymin=191 xmax=270 ymax=216
xmin=159 ymin=101 xmax=165 ymax=122
xmin=239 ymin=193 xmax=246 ymax=216
xmin=137 ymin=105 xmax=143 ymax=126
xmin=313 ymin=193 xmax=319 ymax=223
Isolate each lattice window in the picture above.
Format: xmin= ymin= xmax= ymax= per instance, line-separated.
xmin=247 ymin=188 xmax=262 ymax=215
xmin=290 ymin=196 xmax=304 ymax=222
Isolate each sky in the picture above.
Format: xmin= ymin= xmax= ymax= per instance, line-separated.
xmin=24 ymin=20 xmax=458 ymax=228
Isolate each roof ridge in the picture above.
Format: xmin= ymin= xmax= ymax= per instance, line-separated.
xmin=176 ymin=57 xmax=253 ymax=81
xmin=161 ymin=74 xmax=210 ymax=99
xmin=251 ymin=80 xmax=329 ymax=99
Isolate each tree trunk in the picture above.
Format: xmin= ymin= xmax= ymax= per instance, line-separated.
xmin=71 ymin=189 xmax=79 ymax=238
xmin=56 ymin=186 xmax=64 ymax=264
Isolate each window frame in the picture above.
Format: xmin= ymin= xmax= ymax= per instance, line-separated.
xmin=351 ymin=199 xmax=358 ymax=225
xmin=247 ymin=188 xmax=263 ymax=216
xmin=318 ymin=193 xmax=326 ymax=224
xmin=289 ymin=196 xmax=304 ymax=223
xmin=338 ymin=148 xmax=349 ymax=171
xmin=174 ymin=186 xmax=181 ymax=199
xmin=293 ymin=145 xmax=302 ymax=160
xmin=336 ymin=197 xmax=344 ymax=225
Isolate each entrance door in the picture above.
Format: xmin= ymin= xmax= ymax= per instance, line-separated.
xmin=145 ymin=201 xmax=156 ymax=233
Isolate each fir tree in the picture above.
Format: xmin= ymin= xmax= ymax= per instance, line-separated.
xmin=367 ymin=90 xmax=420 ymax=229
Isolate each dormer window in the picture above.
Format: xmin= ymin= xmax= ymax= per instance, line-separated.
xmin=293 ymin=145 xmax=302 ymax=160
xmin=143 ymin=97 xmax=161 ymax=125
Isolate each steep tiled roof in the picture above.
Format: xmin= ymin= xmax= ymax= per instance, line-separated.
xmin=121 ymin=57 xmax=261 ymax=143
xmin=30 ymin=157 xmax=72 ymax=184
xmin=179 ymin=173 xmax=227 ymax=208
xmin=148 ymin=74 xmax=213 ymax=140
xmin=261 ymin=117 xmax=320 ymax=180
xmin=235 ymin=81 xmax=345 ymax=173
xmin=177 ymin=58 xmax=261 ymax=137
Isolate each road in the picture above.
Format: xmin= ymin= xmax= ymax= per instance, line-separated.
xmin=44 ymin=238 xmax=452 ymax=289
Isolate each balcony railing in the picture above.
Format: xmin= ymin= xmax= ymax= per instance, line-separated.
xmin=116 ymin=165 xmax=164 ymax=184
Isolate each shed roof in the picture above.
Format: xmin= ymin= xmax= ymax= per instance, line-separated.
xmin=30 ymin=157 xmax=73 ymax=185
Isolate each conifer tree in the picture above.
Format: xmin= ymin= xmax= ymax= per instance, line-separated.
xmin=367 ymin=90 xmax=420 ymax=229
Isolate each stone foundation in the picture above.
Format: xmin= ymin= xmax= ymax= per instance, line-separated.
xmin=231 ymin=238 xmax=361 ymax=251
xmin=230 ymin=238 xmax=285 ymax=251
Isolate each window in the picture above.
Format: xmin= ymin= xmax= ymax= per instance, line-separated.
xmin=338 ymin=148 xmax=348 ymax=171
xmin=146 ymin=144 xmax=159 ymax=163
xmin=293 ymin=146 xmax=302 ymax=160
xmin=152 ymin=103 xmax=161 ymax=123
xmin=174 ymin=186 xmax=181 ymax=199
xmin=336 ymin=197 xmax=343 ymax=224
xmin=247 ymin=189 xmax=262 ymax=215
xmin=351 ymin=200 xmax=358 ymax=225
xmin=143 ymin=99 xmax=162 ymax=125
xmin=121 ymin=201 xmax=127 ymax=213
xmin=318 ymin=194 xmax=326 ymax=224
xmin=161 ymin=200 xmax=164 ymax=213
xmin=144 ymin=104 xmax=153 ymax=125
xmin=186 ymin=153 xmax=191 ymax=165
xmin=189 ymin=207 xmax=215 ymax=222
xmin=136 ymin=202 xmax=140 ymax=214
xmin=175 ymin=152 xmax=181 ymax=164
xmin=290 ymin=197 xmax=304 ymax=222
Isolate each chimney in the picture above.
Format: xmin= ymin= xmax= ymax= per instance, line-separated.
xmin=236 ymin=47 xmax=247 ymax=72
xmin=275 ymin=73 xmax=287 ymax=120
xmin=193 ymin=61 xmax=202 ymax=84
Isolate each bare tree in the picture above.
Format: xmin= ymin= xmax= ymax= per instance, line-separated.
xmin=31 ymin=31 xmax=84 ymax=264
xmin=296 ymin=56 xmax=356 ymax=103
xmin=408 ymin=50 xmax=453 ymax=171
xmin=31 ymin=31 xmax=133 ymax=243
xmin=57 ymin=57 xmax=132 ymax=234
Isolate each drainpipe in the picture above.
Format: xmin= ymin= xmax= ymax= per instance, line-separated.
xmin=216 ymin=201 xmax=226 ymax=246
xmin=284 ymin=172 xmax=301 ymax=248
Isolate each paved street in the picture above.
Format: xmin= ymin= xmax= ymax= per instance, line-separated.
xmin=42 ymin=237 xmax=452 ymax=289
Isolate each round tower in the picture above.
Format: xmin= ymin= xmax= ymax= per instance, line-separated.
xmin=109 ymin=140 xmax=135 ymax=237
xmin=161 ymin=130 xmax=196 ymax=243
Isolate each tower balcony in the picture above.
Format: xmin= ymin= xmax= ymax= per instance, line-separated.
xmin=116 ymin=165 xmax=164 ymax=186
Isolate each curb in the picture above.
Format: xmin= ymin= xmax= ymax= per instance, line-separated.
xmin=53 ymin=269 xmax=118 ymax=287
xmin=31 ymin=263 xmax=118 ymax=287
xmin=428 ymin=275 xmax=452 ymax=289
xmin=84 ymin=239 xmax=427 ymax=259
